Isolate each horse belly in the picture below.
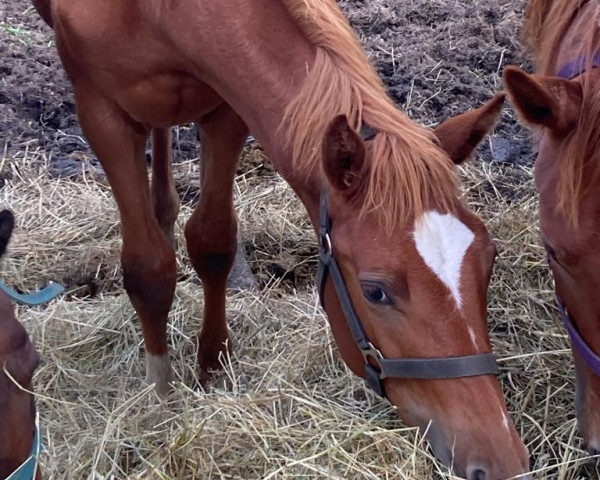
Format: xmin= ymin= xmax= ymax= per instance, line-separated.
xmin=117 ymin=74 xmax=221 ymax=127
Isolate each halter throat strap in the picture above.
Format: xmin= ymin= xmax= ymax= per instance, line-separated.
xmin=557 ymin=50 xmax=600 ymax=80
xmin=315 ymin=188 xmax=498 ymax=398
xmin=547 ymin=252 xmax=600 ymax=375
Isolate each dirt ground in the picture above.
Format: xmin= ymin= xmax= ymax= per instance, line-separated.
xmin=1 ymin=0 xmax=597 ymax=479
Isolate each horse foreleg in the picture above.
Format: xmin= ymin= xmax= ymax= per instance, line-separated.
xmin=151 ymin=128 xmax=180 ymax=246
xmin=186 ymin=104 xmax=248 ymax=379
xmin=74 ymin=82 xmax=176 ymax=396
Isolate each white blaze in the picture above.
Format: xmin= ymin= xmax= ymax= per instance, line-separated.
xmin=413 ymin=211 xmax=475 ymax=308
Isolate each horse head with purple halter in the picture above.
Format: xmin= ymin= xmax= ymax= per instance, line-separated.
xmin=503 ymin=0 xmax=600 ymax=454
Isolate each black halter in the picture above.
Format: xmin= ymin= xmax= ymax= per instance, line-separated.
xmin=315 ymin=127 xmax=498 ymax=398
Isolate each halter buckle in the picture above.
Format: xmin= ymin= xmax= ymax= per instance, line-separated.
xmin=321 ymin=232 xmax=332 ymax=255
xmin=361 ymin=342 xmax=386 ymax=379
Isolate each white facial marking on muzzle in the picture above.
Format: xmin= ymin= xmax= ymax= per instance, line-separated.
xmin=413 ymin=211 xmax=475 ymax=308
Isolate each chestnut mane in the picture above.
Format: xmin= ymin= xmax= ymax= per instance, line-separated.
xmin=524 ymin=0 xmax=600 ymax=224
xmin=280 ymin=0 xmax=458 ymax=229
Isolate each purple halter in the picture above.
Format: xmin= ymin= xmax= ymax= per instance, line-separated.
xmin=556 ymin=50 xmax=600 ymax=79
xmin=554 ymin=293 xmax=600 ymax=376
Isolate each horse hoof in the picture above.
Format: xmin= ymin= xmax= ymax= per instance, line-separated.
xmin=197 ymin=335 xmax=232 ymax=378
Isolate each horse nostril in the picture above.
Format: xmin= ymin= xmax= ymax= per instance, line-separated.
xmin=584 ymin=438 xmax=600 ymax=457
xmin=587 ymin=445 xmax=600 ymax=456
xmin=470 ymin=469 xmax=487 ymax=480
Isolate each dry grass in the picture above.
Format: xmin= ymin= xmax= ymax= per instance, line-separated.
xmin=0 ymin=143 xmax=597 ymax=479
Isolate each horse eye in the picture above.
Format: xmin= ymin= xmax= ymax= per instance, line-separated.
xmin=361 ymin=283 xmax=391 ymax=305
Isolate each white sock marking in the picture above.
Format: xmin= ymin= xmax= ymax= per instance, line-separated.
xmin=413 ymin=211 xmax=475 ymax=308
xmin=145 ymin=353 xmax=173 ymax=395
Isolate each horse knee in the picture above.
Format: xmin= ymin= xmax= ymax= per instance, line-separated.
xmin=185 ymin=215 xmax=237 ymax=282
xmin=122 ymin=247 xmax=177 ymax=317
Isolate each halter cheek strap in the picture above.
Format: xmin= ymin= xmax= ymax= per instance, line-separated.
xmin=546 ymin=252 xmax=600 ymax=376
xmin=555 ymin=294 xmax=600 ymax=376
xmin=6 ymin=415 xmax=42 ymax=480
xmin=316 ymin=186 xmax=498 ymax=398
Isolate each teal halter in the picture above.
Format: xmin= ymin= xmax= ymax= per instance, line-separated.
xmin=2 ymin=280 xmax=62 ymax=479
xmin=0 ymin=281 xmax=64 ymax=306
xmin=5 ymin=414 xmax=42 ymax=480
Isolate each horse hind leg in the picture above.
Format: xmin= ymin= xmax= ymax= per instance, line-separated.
xmin=73 ymin=80 xmax=176 ymax=396
xmin=186 ymin=103 xmax=248 ymax=379
xmin=151 ymin=128 xmax=180 ymax=246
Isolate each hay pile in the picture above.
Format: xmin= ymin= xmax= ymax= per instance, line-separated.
xmin=0 ymin=146 xmax=596 ymax=479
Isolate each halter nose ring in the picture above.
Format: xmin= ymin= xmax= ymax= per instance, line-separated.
xmin=321 ymin=232 xmax=332 ymax=255
xmin=316 ymin=186 xmax=499 ymax=399
xmin=361 ymin=342 xmax=386 ymax=379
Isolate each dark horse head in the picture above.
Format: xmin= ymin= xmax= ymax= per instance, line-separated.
xmin=0 ymin=210 xmax=42 ymax=480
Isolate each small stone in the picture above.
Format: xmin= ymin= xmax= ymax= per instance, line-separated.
xmin=490 ymin=136 xmax=514 ymax=163
xmin=227 ymin=227 xmax=258 ymax=292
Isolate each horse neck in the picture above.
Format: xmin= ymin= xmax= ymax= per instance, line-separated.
xmin=175 ymin=1 xmax=327 ymax=221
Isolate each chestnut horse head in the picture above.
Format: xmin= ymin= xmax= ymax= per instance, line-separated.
xmin=504 ymin=0 xmax=600 ymax=455
xmin=281 ymin=5 xmax=528 ymax=476
xmin=305 ymin=97 xmax=530 ymax=479
xmin=0 ymin=210 xmax=42 ymax=480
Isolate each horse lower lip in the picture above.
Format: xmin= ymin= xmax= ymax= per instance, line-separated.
xmin=422 ymin=422 xmax=453 ymax=467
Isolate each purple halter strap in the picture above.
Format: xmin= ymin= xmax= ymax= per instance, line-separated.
xmin=547 ymin=251 xmax=600 ymax=376
xmin=556 ymin=50 xmax=600 ymax=79
xmin=554 ymin=293 xmax=600 ymax=376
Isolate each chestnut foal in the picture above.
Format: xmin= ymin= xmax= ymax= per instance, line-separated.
xmin=504 ymin=0 xmax=600 ymax=455
xmin=34 ymin=0 xmax=529 ymax=477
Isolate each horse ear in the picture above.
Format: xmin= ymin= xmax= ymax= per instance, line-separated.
xmin=0 ymin=210 xmax=14 ymax=258
xmin=503 ymin=65 xmax=582 ymax=135
xmin=434 ymin=93 xmax=505 ymax=165
xmin=322 ymin=114 xmax=366 ymax=193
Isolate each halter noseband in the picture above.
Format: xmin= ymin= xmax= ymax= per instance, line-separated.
xmin=0 ymin=281 xmax=64 ymax=306
xmin=315 ymin=127 xmax=498 ymax=397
